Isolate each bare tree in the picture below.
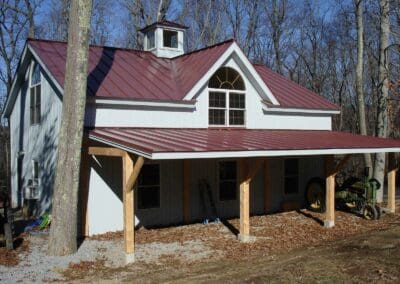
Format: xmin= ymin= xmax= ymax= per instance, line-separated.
xmin=48 ymin=0 xmax=92 ymax=256
xmin=373 ymin=0 xmax=390 ymax=202
xmin=354 ymin=0 xmax=373 ymax=172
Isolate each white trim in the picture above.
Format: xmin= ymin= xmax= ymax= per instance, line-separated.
xmin=28 ymin=45 xmax=64 ymax=95
xmin=183 ymin=42 xmax=279 ymax=105
xmin=87 ymin=134 xmax=400 ymax=160
xmin=262 ymin=105 xmax=340 ymax=115
xmin=94 ymin=98 xmax=196 ymax=109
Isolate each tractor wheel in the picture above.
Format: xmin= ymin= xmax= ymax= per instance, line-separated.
xmin=363 ymin=205 xmax=378 ymax=220
xmin=305 ymin=178 xmax=326 ymax=212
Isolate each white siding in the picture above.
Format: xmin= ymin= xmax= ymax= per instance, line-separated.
xmin=9 ymin=64 xmax=62 ymax=212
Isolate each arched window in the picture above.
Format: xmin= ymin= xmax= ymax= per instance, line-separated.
xmin=30 ymin=61 xmax=41 ymax=125
xmin=208 ymin=67 xmax=246 ymax=126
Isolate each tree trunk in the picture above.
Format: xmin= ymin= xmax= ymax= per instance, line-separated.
xmin=48 ymin=0 xmax=92 ymax=256
xmin=354 ymin=0 xmax=372 ymax=173
xmin=373 ymin=0 xmax=390 ymax=202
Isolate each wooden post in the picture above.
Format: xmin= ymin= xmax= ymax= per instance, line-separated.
xmin=123 ymin=153 xmax=135 ymax=258
xmin=388 ymin=153 xmax=397 ymax=213
xmin=325 ymin=155 xmax=335 ymax=228
xmin=183 ymin=160 xmax=190 ymax=224
xmin=264 ymin=158 xmax=270 ymax=214
xmin=80 ymin=136 xmax=90 ymax=237
xmin=239 ymin=158 xmax=250 ymax=242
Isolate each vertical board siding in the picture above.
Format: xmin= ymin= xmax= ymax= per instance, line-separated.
xmin=9 ymin=65 xmax=62 ymax=213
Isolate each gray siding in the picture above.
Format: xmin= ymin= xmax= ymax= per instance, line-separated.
xmin=9 ymin=62 xmax=62 ymax=212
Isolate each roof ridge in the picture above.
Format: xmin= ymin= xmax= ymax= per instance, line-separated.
xmin=27 ymin=37 xmax=154 ymax=55
xmin=172 ymin=38 xmax=235 ymax=60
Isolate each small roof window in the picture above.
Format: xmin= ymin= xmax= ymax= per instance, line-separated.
xmin=209 ymin=67 xmax=245 ymax=90
xmin=163 ymin=30 xmax=178 ymax=48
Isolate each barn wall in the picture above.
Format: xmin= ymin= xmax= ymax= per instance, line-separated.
xmin=86 ymin=156 xmax=324 ymax=235
xmin=9 ymin=62 xmax=62 ymax=212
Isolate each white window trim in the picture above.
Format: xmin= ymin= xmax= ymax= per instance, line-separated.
xmin=209 ymin=89 xmax=246 ymax=127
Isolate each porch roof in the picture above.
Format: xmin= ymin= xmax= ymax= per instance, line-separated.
xmin=88 ymin=128 xmax=400 ymax=160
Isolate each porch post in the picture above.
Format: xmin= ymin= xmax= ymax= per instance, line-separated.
xmin=183 ymin=160 xmax=190 ymax=223
xmin=388 ymin=153 xmax=398 ymax=213
xmin=123 ymin=153 xmax=135 ymax=262
xmin=264 ymin=158 xmax=270 ymax=214
xmin=325 ymin=155 xmax=335 ymax=228
xmin=239 ymin=158 xmax=250 ymax=242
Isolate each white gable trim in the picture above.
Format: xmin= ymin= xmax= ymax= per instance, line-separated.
xmin=183 ymin=42 xmax=280 ymax=105
xmin=2 ymin=43 xmax=64 ymax=118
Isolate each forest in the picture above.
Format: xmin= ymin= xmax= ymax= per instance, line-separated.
xmin=0 ymin=0 xmax=399 ymax=190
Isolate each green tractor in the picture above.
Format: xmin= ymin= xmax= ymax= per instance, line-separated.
xmin=305 ymin=167 xmax=382 ymax=220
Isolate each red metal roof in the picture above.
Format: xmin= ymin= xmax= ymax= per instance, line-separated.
xmin=88 ymin=128 xmax=400 ymax=158
xmin=29 ymin=38 xmax=339 ymax=110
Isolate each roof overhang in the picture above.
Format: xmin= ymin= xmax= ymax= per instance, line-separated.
xmin=88 ymin=128 xmax=400 ymax=160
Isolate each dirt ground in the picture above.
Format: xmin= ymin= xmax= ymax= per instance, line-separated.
xmin=2 ymin=206 xmax=400 ymax=283
xmin=60 ymin=207 xmax=400 ymax=283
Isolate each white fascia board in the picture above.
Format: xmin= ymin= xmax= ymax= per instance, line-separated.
xmin=88 ymin=135 xmax=153 ymax=159
xmin=183 ymin=42 xmax=279 ymax=105
xmin=88 ymin=134 xmax=400 ymax=160
xmin=28 ymin=45 xmax=64 ymax=95
xmin=2 ymin=45 xmax=28 ymax=118
xmin=94 ymin=98 xmax=196 ymax=109
xmin=262 ymin=105 xmax=341 ymax=115
xmin=230 ymin=43 xmax=279 ymax=105
xmin=151 ymin=148 xmax=400 ymax=160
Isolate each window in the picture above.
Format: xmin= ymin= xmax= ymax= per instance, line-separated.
xmin=208 ymin=67 xmax=245 ymax=126
xmin=32 ymin=160 xmax=39 ymax=184
xmin=219 ymin=161 xmax=237 ymax=201
xmin=137 ymin=164 xmax=160 ymax=209
xmin=163 ymin=30 xmax=178 ymax=48
xmin=146 ymin=30 xmax=155 ymax=49
xmin=284 ymin=159 xmax=299 ymax=194
xmin=30 ymin=62 xmax=41 ymax=125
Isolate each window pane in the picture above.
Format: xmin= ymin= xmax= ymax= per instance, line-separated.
xmin=229 ymin=93 xmax=245 ymax=108
xmin=35 ymin=86 xmax=41 ymax=124
xmin=284 ymin=177 xmax=298 ymax=194
xmin=138 ymin=164 xmax=160 ymax=186
xmin=30 ymin=88 xmax=35 ymax=125
xmin=229 ymin=110 xmax=244 ymax=125
xmin=33 ymin=161 xmax=39 ymax=179
xmin=138 ymin=186 xmax=160 ymax=209
xmin=208 ymin=67 xmax=245 ymax=90
xmin=285 ymin=159 xmax=298 ymax=176
xmin=219 ymin=181 xmax=236 ymax=201
xmin=219 ymin=161 xmax=236 ymax=180
xmin=209 ymin=92 xmax=226 ymax=107
xmin=163 ymin=30 xmax=178 ymax=48
xmin=219 ymin=161 xmax=237 ymax=201
xmin=31 ymin=63 xmax=41 ymax=85
xmin=209 ymin=109 xmax=225 ymax=125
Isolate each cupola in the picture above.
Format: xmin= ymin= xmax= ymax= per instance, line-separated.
xmin=139 ymin=20 xmax=188 ymax=58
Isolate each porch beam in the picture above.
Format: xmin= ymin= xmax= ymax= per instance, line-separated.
xmin=126 ymin=155 xmax=145 ymax=192
xmin=79 ymin=136 xmax=90 ymax=237
xmin=245 ymin=158 xmax=264 ymax=183
xmin=264 ymin=158 xmax=270 ymax=214
xmin=123 ymin=153 xmax=135 ymax=262
xmin=388 ymin=153 xmax=398 ymax=213
xmin=183 ymin=160 xmax=190 ymax=223
xmin=325 ymin=155 xmax=335 ymax=228
xmin=88 ymin=146 xmax=127 ymax=157
xmin=239 ymin=158 xmax=250 ymax=242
